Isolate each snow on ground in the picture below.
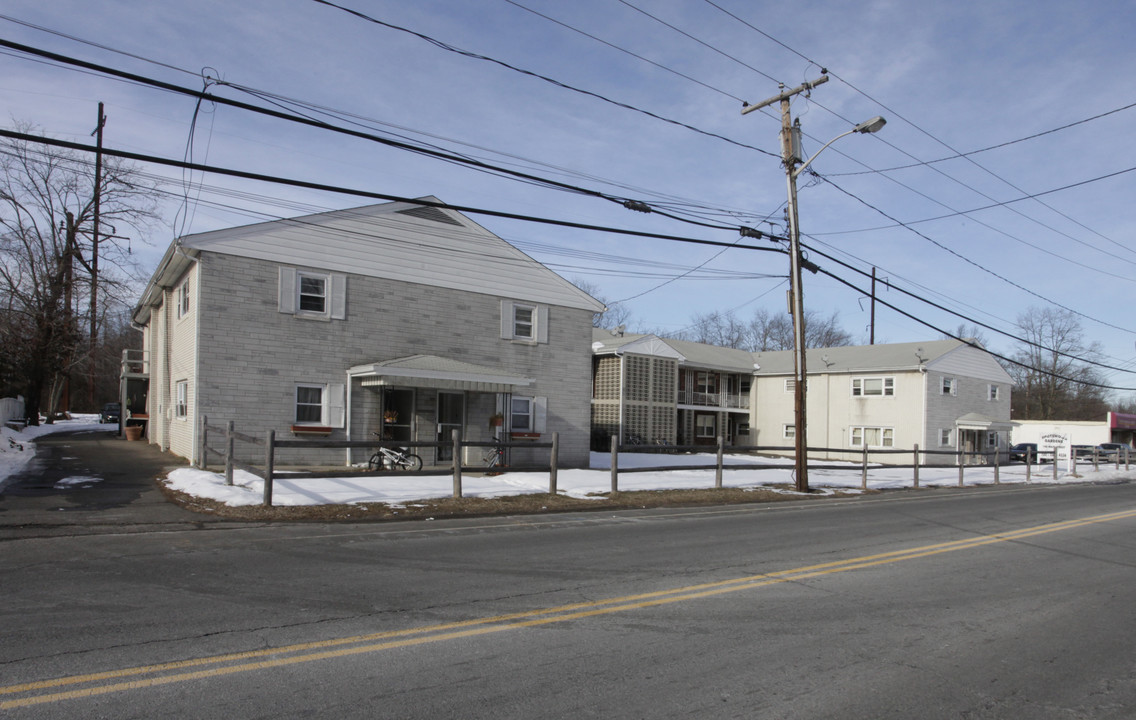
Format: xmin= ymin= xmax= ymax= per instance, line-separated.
xmin=0 ymin=414 xmax=112 ymax=491
xmin=164 ymin=449 xmax=1135 ymax=508
xmin=3 ymin=415 xmax=1131 ymax=507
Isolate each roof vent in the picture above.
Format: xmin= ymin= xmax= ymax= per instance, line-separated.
xmin=397 ymin=205 xmax=462 ymax=226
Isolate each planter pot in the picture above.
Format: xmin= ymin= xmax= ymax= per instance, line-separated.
xmin=124 ymin=425 xmax=144 ymax=441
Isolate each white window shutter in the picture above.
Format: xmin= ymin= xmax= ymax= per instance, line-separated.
xmin=278 ymin=267 xmax=297 ymax=314
xmin=500 ymin=300 xmax=514 ymax=339
xmin=330 ymin=273 xmax=347 ymax=319
xmin=327 ymin=383 xmax=345 ymax=428
xmin=533 ymin=396 xmax=547 ymax=433
xmin=536 ymin=306 xmax=549 ymax=344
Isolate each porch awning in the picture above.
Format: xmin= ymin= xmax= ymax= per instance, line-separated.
xmin=348 ymin=355 xmax=534 ymax=393
xmin=955 ymin=412 xmax=1013 ymax=431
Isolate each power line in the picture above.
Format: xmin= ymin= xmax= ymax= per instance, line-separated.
xmin=0 ymin=129 xmax=790 ymax=256
xmin=308 ymin=0 xmax=778 ymax=159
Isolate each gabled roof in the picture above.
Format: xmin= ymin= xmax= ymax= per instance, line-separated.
xmin=592 ymin=331 xmax=1012 ymax=383
xmin=134 ymin=198 xmax=604 ymax=323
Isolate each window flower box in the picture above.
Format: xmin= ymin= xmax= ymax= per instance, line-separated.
xmin=291 ymin=425 xmax=332 ymax=436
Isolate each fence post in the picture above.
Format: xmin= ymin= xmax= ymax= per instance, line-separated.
xmin=958 ymin=450 xmax=964 ymax=487
xmin=610 ymin=435 xmax=619 ymax=493
xmin=1126 ymin=446 xmax=1130 ymax=472
xmin=263 ymin=429 xmax=275 ymax=507
xmin=912 ymin=444 xmax=920 ymax=489
xmin=225 ymin=420 xmax=235 ymax=486
xmin=1092 ymin=448 xmax=1099 ymax=472
xmin=861 ymin=446 xmax=868 ymax=490
xmin=993 ymin=448 xmax=1000 ymax=484
xmin=452 ymin=428 xmax=462 ymax=499
xmin=199 ymin=414 xmax=208 ymax=469
xmin=715 ymin=435 xmax=724 ymax=489
xmin=1025 ymin=447 xmax=1032 ymax=483
xmin=1053 ymin=451 xmax=1059 ymax=481
xmin=550 ymin=431 xmax=559 ymax=495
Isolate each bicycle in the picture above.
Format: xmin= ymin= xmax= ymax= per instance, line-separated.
xmin=484 ymin=437 xmax=506 ymax=470
xmin=368 ymin=434 xmax=422 ymax=471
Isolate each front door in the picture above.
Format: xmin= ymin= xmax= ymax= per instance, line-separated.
xmin=436 ymin=392 xmax=465 ymax=462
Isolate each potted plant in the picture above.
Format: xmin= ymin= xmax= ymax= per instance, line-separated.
xmin=383 ymin=410 xmax=398 ymax=424
xmin=489 ymin=413 xmax=504 ymax=428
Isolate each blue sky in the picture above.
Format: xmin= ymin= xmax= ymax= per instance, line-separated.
xmin=3 ymin=0 xmax=1135 ymax=396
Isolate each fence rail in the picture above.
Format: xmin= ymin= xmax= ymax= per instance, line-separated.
xmin=198 ymin=416 xmax=560 ymax=506
xmin=196 ymin=417 xmax=1131 ymax=507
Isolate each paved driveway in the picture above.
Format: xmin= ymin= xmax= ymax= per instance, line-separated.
xmin=0 ymin=428 xmax=234 ymax=539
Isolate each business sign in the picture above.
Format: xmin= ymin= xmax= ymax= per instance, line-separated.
xmin=1111 ymin=412 xmax=1136 ymax=431
xmin=1041 ymin=432 xmax=1068 ymax=455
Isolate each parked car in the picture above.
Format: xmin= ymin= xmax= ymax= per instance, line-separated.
xmin=1008 ymin=443 xmax=1038 ymax=462
xmin=1071 ymin=445 xmax=1100 ymax=459
xmin=1098 ymin=442 xmax=1132 ymax=460
xmin=99 ymin=402 xmax=121 ymax=424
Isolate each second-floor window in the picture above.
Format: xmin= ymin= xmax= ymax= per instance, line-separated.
xmin=852 ymin=377 xmax=894 ymax=396
xmin=941 ymin=377 xmax=957 ymax=395
xmin=298 ymin=272 xmax=327 ymax=314
xmin=696 ymin=372 xmax=716 ymax=394
xmin=513 ymin=305 xmax=535 ymax=340
xmin=988 ymin=385 xmax=1000 ymax=401
xmin=176 ymin=279 xmax=190 ymax=319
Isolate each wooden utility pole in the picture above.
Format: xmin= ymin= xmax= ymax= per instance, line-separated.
xmin=870 ymin=267 xmax=876 ymax=345
xmin=88 ymin=102 xmax=106 ymax=407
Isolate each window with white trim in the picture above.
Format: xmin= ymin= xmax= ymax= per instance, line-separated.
xmin=852 ymin=377 xmax=894 ymax=396
xmin=511 ymin=397 xmax=533 ymax=431
xmin=500 ymin=300 xmax=549 ymax=343
xmin=783 ymin=424 xmax=795 ymax=440
xmin=176 ymin=279 xmax=190 ymax=319
xmin=298 ymin=272 xmax=327 ymax=314
xmin=940 ymin=428 xmax=953 ymax=447
xmin=175 ymin=380 xmax=188 ymax=419
xmin=850 ymin=426 xmax=894 ymax=448
xmin=987 ymin=431 xmax=998 ymax=448
xmin=513 ymin=305 xmax=535 ymax=340
xmin=941 ymin=376 xmax=957 ymax=395
xmin=784 ymin=379 xmax=809 ymax=392
xmin=988 ymin=384 xmax=1000 ymax=401
xmin=278 ymin=268 xmax=346 ymax=320
xmin=293 ymin=383 xmax=346 ymax=427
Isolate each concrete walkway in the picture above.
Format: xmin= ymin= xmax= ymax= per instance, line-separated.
xmin=0 ymin=428 xmax=242 ymax=540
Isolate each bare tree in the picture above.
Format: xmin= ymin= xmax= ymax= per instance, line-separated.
xmin=747 ymin=307 xmax=853 ymax=351
xmin=1009 ymin=307 xmax=1108 ymax=420
xmin=942 ymin=323 xmax=991 ymax=348
xmin=682 ymin=309 xmax=749 ymax=348
xmin=571 ymin=278 xmax=633 ymax=330
xmin=0 ymin=124 xmax=158 ymax=423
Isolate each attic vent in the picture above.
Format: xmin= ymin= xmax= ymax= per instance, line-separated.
xmin=397 ymin=205 xmax=462 ymax=226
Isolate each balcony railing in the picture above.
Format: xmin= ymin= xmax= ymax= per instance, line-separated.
xmin=679 ymin=390 xmax=750 ymax=409
xmin=121 ymin=349 xmax=149 ymax=377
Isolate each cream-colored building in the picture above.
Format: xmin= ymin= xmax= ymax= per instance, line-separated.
xmin=592 ymin=333 xmax=1013 ymax=465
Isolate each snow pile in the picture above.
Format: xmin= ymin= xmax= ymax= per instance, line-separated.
xmin=0 ymin=414 xmax=110 ymax=491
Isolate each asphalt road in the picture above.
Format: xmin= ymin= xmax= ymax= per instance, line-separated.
xmin=3 ymin=430 xmax=1136 ymax=718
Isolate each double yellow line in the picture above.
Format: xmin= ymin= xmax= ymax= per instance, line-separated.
xmin=5 ymin=508 xmax=1135 ymax=709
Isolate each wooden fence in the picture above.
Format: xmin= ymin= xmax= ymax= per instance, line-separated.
xmin=198 ymin=416 xmax=559 ymax=506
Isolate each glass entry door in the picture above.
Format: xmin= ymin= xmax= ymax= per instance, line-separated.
xmin=436 ymin=392 xmax=465 ymax=462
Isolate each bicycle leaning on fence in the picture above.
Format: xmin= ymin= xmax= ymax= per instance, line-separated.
xmin=369 ymin=433 xmax=423 ymax=471
xmin=484 ymin=436 xmax=506 ymax=470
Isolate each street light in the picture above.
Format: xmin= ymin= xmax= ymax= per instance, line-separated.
xmin=783 ymin=115 xmax=886 ymax=492
xmin=744 ymin=76 xmax=886 ymax=491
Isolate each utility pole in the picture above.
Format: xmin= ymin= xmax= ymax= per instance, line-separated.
xmin=870 ymin=267 xmax=876 ymax=345
xmin=742 ymin=75 xmax=885 ymax=493
xmin=89 ymin=102 xmax=106 ymax=407
xmin=742 ymin=74 xmax=829 ymax=493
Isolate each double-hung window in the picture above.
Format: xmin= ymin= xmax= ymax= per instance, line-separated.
xmin=783 ymin=424 xmax=796 ymax=440
xmin=988 ymin=384 xmax=1000 ymax=401
xmin=295 ymin=384 xmax=325 ymax=424
xmin=940 ymin=428 xmax=953 ymax=447
xmin=278 ymin=267 xmax=346 ymax=320
xmin=511 ymin=397 xmax=533 ymax=432
xmin=852 ymin=377 xmax=894 ymax=397
xmin=176 ymin=279 xmax=190 ymax=319
xmin=941 ymin=377 xmax=957 ymax=395
xmin=513 ymin=305 xmax=535 ymax=340
xmin=695 ymin=414 xmax=716 ymax=439
xmin=175 ymin=380 xmax=188 ymax=419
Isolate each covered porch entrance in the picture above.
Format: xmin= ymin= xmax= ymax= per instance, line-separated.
xmin=346 ymin=355 xmax=532 ymax=467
